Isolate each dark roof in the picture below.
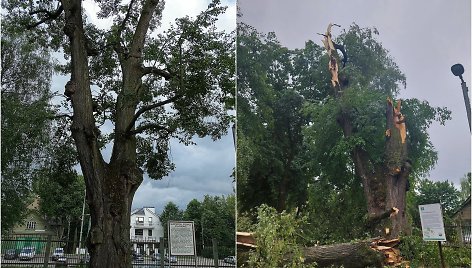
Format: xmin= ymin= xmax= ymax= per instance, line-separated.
xmin=132 ymin=208 xmax=145 ymax=216
xmin=453 ymin=195 xmax=471 ymax=217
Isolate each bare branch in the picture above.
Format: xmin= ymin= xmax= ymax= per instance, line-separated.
xmin=112 ymin=0 xmax=136 ymax=62
xmin=124 ymin=94 xmax=182 ymax=134
xmin=141 ymin=66 xmax=172 ymax=80
xmin=118 ymin=0 xmax=137 ymax=35
xmin=27 ymin=5 xmax=64 ymax=29
xmin=49 ymin=114 xmax=73 ymax=120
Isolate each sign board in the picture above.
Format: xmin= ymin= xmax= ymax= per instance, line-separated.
xmin=168 ymin=221 xmax=196 ymax=256
xmin=419 ymin=203 xmax=447 ymax=241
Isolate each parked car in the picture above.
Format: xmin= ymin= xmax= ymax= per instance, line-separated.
xmin=51 ymin=247 xmax=64 ymax=261
xmin=165 ymin=254 xmax=177 ymax=263
xmin=56 ymin=255 xmax=68 ymax=265
xmin=79 ymin=252 xmax=90 ymax=264
xmin=132 ymin=252 xmax=144 ymax=262
xmin=19 ymin=247 xmax=35 ymax=261
xmin=3 ymin=249 xmax=18 ymax=260
xmin=224 ymin=256 xmax=236 ymax=264
xmin=151 ymin=252 xmax=161 ymax=261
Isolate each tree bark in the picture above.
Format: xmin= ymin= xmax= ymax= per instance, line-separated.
xmin=61 ymin=0 xmax=160 ymax=267
xmin=301 ymin=240 xmax=385 ymax=268
xmin=337 ymin=97 xmax=411 ymax=238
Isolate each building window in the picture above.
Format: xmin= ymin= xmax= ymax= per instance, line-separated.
xmin=136 ymin=217 xmax=144 ymax=224
xmin=26 ymin=221 xmax=36 ymax=229
xmin=135 ymin=229 xmax=143 ymax=236
xmin=148 ymin=217 xmax=152 ymax=223
xmin=148 ymin=230 xmax=152 ymax=237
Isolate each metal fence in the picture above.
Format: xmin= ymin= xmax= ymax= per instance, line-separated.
xmin=444 ymin=224 xmax=471 ymax=245
xmin=1 ymin=235 xmax=236 ymax=267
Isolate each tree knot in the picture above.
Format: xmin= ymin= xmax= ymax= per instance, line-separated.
xmin=64 ymin=80 xmax=76 ymax=100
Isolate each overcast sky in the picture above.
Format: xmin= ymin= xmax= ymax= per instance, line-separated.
xmin=132 ymin=0 xmax=236 ymax=213
xmin=50 ymin=0 xmax=236 ymax=215
xmin=130 ymin=0 xmax=236 ymax=213
xmin=238 ymin=0 xmax=471 ymax=187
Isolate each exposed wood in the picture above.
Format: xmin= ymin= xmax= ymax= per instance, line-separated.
xmin=236 ymin=232 xmax=256 ymax=248
xmin=236 ymin=232 xmax=407 ymax=267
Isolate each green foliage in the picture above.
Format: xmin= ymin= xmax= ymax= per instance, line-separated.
xmin=237 ymin=22 xmax=452 ymax=250
xmin=160 ymin=202 xmax=184 ymax=238
xmin=414 ymin=179 xmax=461 ymax=217
xmin=400 ymin=233 xmax=471 ymax=267
xmin=199 ymin=195 xmax=235 ymax=257
xmin=407 ymin=178 xmax=463 ymax=243
xmin=244 ymin=205 xmax=315 ymax=268
xmin=1 ymin=17 xmax=55 ymax=233
xmin=303 ymin=178 xmax=368 ymax=244
xmin=459 ymin=173 xmax=471 ymax=201
xmin=3 ymin=0 xmax=235 ymax=181
xmin=237 ymin=23 xmax=308 ymax=213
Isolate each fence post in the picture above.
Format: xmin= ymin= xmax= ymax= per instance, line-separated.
xmin=160 ymin=237 xmax=165 ymax=268
xmin=212 ymin=238 xmax=219 ymax=268
xmin=43 ymin=235 xmax=52 ymax=268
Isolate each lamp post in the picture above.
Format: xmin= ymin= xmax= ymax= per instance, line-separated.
xmin=451 ymin=63 xmax=471 ymax=131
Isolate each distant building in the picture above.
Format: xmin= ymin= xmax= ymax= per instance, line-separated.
xmin=11 ymin=196 xmax=57 ymax=237
xmin=453 ymin=196 xmax=471 ymax=244
xmin=130 ymin=207 xmax=164 ymax=255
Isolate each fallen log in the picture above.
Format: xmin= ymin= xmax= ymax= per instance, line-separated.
xmin=302 ymin=239 xmax=384 ymax=268
xmin=237 ymin=232 xmax=409 ymax=268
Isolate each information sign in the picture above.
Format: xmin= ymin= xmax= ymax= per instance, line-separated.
xmin=419 ymin=203 xmax=447 ymax=241
xmin=168 ymin=221 xmax=196 ymax=256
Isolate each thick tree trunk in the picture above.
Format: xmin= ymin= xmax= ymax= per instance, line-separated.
xmin=338 ymin=97 xmax=411 ymax=238
xmin=61 ymin=0 xmax=156 ymax=266
xmin=301 ymin=240 xmax=384 ymax=268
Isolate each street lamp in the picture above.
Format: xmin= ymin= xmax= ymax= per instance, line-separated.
xmin=451 ymin=63 xmax=471 ymax=131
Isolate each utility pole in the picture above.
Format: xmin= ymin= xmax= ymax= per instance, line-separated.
xmin=78 ymin=189 xmax=86 ymax=255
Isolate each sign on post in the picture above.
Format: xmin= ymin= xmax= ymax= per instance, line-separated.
xmin=419 ymin=203 xmax=446 ymax=241
xmin=168 ymin=221 xmax=196 ymax=256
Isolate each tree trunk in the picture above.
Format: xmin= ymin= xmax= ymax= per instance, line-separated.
xmin=61 ymin=0 xmax=151 ymax=266
xmin=301 ymin=240 xmax=384 ymax=268
xmin=237 ymin=232 xmax=405 ymax=268
xmin=338 ymin=97 xmax=411 ymax=238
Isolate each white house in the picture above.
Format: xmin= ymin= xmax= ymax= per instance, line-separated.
xmin=130 ymin=207 xmax=164 ymax=255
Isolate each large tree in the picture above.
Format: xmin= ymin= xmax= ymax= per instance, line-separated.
xmin=237 ymin=23 xmax=451 ymax=266
xmin=309 ymin=24 xmax=450 ymax=238
xmin=237 ymin=24 xmax=307 ymax=213
xmin=3 ymin=0 xmax=234 ymax=266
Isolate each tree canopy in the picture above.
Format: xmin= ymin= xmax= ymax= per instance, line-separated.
xmin=237 ymin=22 xmax=451 ymax=241
xmin=1 ymin=17 xmax=55 ymax=233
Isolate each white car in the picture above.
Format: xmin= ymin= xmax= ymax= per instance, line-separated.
xmin=165 ymin=254 xmax=177 ymax=263
xmin=19 ymin=247 xmax=35 ymax=261
xmin=224 ymin=256 xmax=236 ymax=264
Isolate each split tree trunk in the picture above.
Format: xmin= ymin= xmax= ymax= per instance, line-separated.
xmin=62 ymin=0 xmax=160 ymax=266
xmin=338 ymin=97 xmax=410 ymax=238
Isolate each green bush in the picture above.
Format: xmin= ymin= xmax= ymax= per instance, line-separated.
xmin=243 ymin=205 xmax=316 ymax=268
xmin=400 ymin=234 xmax=470 ymax=267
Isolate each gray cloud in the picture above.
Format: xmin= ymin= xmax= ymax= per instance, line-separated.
xmin=132 ymin=133 xmax=235 ymax=213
